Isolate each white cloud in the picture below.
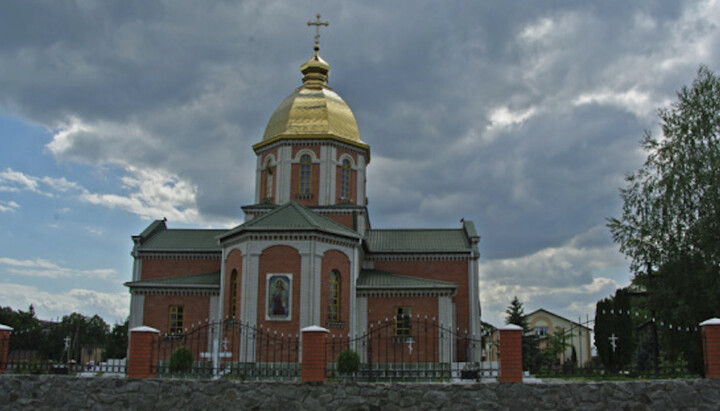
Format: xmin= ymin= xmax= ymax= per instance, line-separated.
xmin=0 ymin=166 xmax=201 ymax=223
xmin=0 ymin=200 xmax=19 ymax=213
xmin=479 ymin=225 xmax=629 ymax=326
xmin=486 ymin=106 xmax=537 ymax=133
xmin=0 ymin=167 xmax=42 ymax=194
xmin=0 ymin=283 xmax=129 ymax=323
xmin=0 ymin=257 xmax=116 ymax=280
xmin=78 ymin=165 xmax=200 ymax=222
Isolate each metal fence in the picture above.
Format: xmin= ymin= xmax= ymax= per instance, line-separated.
xmin=6 ymin=323 xmax=125 ymax=375
xmin=325 ymin=317 xmax=493 ymax=382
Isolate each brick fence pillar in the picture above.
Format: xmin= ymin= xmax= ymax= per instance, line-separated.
xmin=499 ymin=324 xmax=523 ymax=383
xmin=0 ymin=325 xmax=12 ymax=374
xmin=128 ymin=326 xmax=160 ymax=378
xmin=700 ymin=318 xmax=720 ymax=379
xmin=301 ymin=326 xmax=329 ymax=383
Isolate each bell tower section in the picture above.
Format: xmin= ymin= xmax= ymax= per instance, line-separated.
xmin=245 ymin=17 xmax=371 ymax=234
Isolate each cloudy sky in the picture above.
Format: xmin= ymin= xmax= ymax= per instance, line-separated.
xmin=1 ymin=0 xmax=719 ymax=327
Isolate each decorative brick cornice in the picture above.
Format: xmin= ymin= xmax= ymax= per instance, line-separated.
xmin=129 ymin=288 xmax=219 ymax=297
xmin=357 ymin=289 xmax=456 ymax=298
xmin=364 ymin=253 xmax=471 ymax=262
xmin=138 ymin=252 xmax=221 ymax=260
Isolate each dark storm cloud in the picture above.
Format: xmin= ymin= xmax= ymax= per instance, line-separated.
xmin=1 ymin=0 xmax=718 ymax=323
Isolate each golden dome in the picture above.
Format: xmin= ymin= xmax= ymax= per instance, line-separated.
xmin=256 ymin=53 xmax=367 ymax=150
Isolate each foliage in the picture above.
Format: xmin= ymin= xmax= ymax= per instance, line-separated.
xmin=169 ymin=346 xmax=194 ymax=373
xmin=104 ymin=319 xmax=129 ymax=360
xmin=594 ymin=289 xmax=634 ymax=370
xmin=608 ymin=66 xmax=720 ymax=376
xmin=0 ymin=305 xmax=127 ymax=364
xmin=336 ymin=349 xmax=360 ymax=374
xmin=503 ymin=297 xmax=540 ymax=372
xmin=504 ymin=296 xmax=527 ymax=330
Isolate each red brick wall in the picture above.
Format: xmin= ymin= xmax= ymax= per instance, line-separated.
xmin=142 ymin=294 xmax=211 ymax=335
xmin=320 ymin=250 xmax=351 ymax=331
xmin=322 ymin=213 xmax=355 ymax=231
xmin=365 ymin=295 xmax=440 ymax=363
xmin=499 ymin=328 xmax=523 ymax=383
xmin=301 ymin=329 xmax=328 ymax=382
xmin=0 ymin=328 xmax=10 ymax=374
xmin=335 ymin=151 xmax=358 ymax=204
xmin=702 ymin=322 xmax=720 ymax=379
xmin=224 ymin=249 xmax=243 ymax=319
xmin=128 ymin=328 xmax=159 ymax=378
xmin=371 ymin=259 xmax=470 ymax=333
xmin=257 ymin=245 xmax=302 ymax=336
xmin=140 ymin=257 xmax=220 ymax=281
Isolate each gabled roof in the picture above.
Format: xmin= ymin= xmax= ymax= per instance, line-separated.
xmin=125 ymin=271 xmax=220 ymax=289
xmin=137 ymin=228 xmax=225 ymax=251
xmin=358 ymin=269 xmax=457 ymax=290
xmin=525 ymin=308 xmax=592 ymax=331
xmin=366 ymin=228 xmax=472 ymax=253
xmin=219 ymin=201 xmax=361 ymax=242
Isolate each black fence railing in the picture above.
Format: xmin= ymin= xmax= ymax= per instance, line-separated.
xmin=155 ymin=319 xmax=301 ymax=380
xmin=325 ymin=317 xmax=492 ymax=382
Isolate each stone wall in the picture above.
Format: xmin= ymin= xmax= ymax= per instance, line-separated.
xmin=2 ymin=375 xmax=720 ymax=410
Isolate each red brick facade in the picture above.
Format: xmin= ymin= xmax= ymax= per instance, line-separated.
xmin=257 ymin=245 xmax=302 ymax=335
xmin=372 ymin=259 xmax=471 ymax=333
xmin=320 ymin=250 xmax=351 ymax=330
xmin=142 ymin=294 xmax=211 ymax=335
xmin=141 ymin=257 xmax=220 ymax=281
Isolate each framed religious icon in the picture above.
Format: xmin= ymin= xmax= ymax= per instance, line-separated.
xmin=266 ymin=274 xmax=292 ymax=321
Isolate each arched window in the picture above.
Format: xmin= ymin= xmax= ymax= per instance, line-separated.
xmin=328 ymin=270 xmax=340 ymax=322
xmin=230 ymin=269 xmax=238 ymax=318
xmin=340 ymin=159 xmax=351 ymax=200
xmin=299 ymin=154 xmax=312 ymax=196
xmin=264 ymin=162 xmax=274 ymax=201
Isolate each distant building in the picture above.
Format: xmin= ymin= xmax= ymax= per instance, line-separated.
xmin=124 ymin=37 xmax=482 ymax=362
xmin=526 ymin=308 xmax=592 ymax=367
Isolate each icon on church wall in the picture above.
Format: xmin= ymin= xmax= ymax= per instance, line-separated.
xmin=267 ymin=274 xmax=292 ymax=321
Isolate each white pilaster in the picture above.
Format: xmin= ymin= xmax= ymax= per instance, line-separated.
xmin=356 ymin=295 xmax=368 ymax=361
xmin=279 ymin=146 xmax=292 ymax=204
xmin=254 ymin=154 xmax=263 ymax=203
xmin=356 ymin=154 xmax=366 ymax=206
xmin=129 ymin=294 xmax=145 ymax=329
xmin=438 ymin=296 xmax=454 ymax=363
xmin=299 ymin=251 xmax=312 ymax=329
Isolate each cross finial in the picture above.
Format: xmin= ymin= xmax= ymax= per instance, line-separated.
xmin=307 ymin=14 xmax=329 ymax=55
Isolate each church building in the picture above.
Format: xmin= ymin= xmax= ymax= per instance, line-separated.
xmin=125 ymin=25 xmax=482 ymax=362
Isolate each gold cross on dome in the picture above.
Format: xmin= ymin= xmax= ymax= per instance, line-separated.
xmin=307 ymin=14 xmax=329 ymax=53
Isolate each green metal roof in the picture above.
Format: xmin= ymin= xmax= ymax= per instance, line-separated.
xmin=366 ymin=229 xmax=471 ymax=253
xmin=358 ymin=269 xmax=457 ymax=289
xmin=220 ymin=201 xmax=361 ymax=241
xmin=125 ymin=271 xmax=220 ymax=288
xmin=138 ymin=228 xmax=225 ymax=251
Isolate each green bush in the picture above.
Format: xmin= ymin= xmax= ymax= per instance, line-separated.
xmin=337 ymin=349 xmax=360 ymax=374
xmin=169 ymin=346 xmax=193 ymax=373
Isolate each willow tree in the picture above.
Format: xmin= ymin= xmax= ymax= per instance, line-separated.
xmin=608 ymin=66 xmax=720 ymax=373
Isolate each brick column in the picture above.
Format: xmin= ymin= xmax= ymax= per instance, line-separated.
xmin=701 ymin=318 xmax=720 ymax=379
xmin=128 ymin=326 xmax=160 ymax=378
xmin=301 ymin=326 xmax=329 ymax=382
xmin=499 ymin=324 xmax=523 ymax=383
xmin=0 ymin=325 xmax=12 ymax=374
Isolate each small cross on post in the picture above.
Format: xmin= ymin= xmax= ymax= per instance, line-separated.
xmin=307 ymin=14 xmax=329 ymax=54
xmin=609 ymin=333 xmax=619 ymax=352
